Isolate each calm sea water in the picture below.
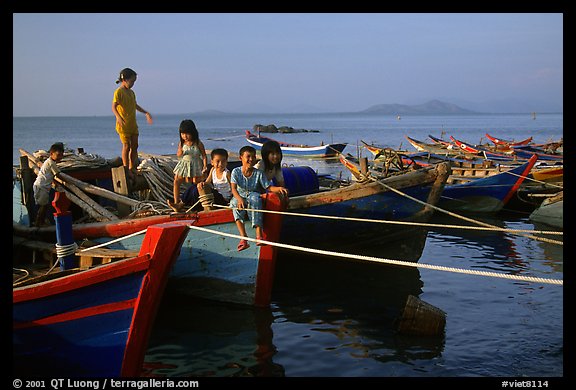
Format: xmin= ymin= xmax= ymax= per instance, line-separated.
xmin=13 ymin=113 xmax=563 ymax=378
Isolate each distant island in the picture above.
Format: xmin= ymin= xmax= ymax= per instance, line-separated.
xmin=188 ymin=99 xmax=562 ymax=116
xmin=359 ymin=100 xmax=477 ymax=115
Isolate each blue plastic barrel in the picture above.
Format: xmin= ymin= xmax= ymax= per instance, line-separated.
xmin=280 ymin=166 xmax=319 ymax=196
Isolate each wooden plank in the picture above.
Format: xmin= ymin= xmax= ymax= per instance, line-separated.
xmin=111 ymin=166 xmax=133 ymax=217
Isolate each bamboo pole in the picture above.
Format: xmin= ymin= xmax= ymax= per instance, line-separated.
xmin=19 ymin=148 xmax=140 ymax=208
xmin=56 ymin=180 xmax=118 ymax=221
xmin=18 ymin=150 xmax=117 ymax=222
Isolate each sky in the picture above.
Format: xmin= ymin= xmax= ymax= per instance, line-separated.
xmin=13 ymin=13 xmax=563 ymax=116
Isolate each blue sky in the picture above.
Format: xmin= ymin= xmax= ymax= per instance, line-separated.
xmin=13 ymin=13 xmax=563 ymax=116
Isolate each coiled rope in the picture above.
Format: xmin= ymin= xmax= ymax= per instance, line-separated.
xmin=186 ymin=224 xmax=563 ymax=286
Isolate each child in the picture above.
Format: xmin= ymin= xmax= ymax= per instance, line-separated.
xmin=230 ymin=146 xmax=288 ymax=251
xmin=111 ymin=67 xmax=153 ymax=177
xmin=32 ymin=142 xmax=64 ymax=227
xmin=254 ymin=140 xmax=286 ymax=188
xmin=168 ymin=119 xmax=208 ymax=211
xmin=181 ymin=148 xmax=232 ymax=211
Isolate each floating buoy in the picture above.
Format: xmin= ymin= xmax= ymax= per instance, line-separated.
xmin=396 ymin=295 xmax=446 ymax=336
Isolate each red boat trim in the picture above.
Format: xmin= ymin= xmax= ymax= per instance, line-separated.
xmin=122 ymin=222 xmax=190 ymax=377
xmin=13 ymin=255 xmax=151 ymax=303
xmin=13 ymin=299 xmax=136 ymax=330
xmin=253 ymin=193 xmax=284 ymax=307
xmin=502 ymin=154 xmax=538 ymax=205
xmin=450 ymin=136 xmax=480 ymax=154
xmin=486 ymin=133 xmax=533 ymax=147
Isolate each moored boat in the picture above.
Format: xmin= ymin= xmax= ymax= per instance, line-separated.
xmin=280 ymin=155 xmax=451 ymax=249
xmin=13 ymin=151 xmax=286 ymax=307
xmin=13 ymin=220 xmax=191 ymax=377
xmin=339 ymin=152 xmax=538 ymax=214
xmin=529 ymin=191 xmax=563 ymax=229
xmin=245 ymin=130 xmax=347 ymax=157
xmin=486 ymin=133 xmax=533 ymax=147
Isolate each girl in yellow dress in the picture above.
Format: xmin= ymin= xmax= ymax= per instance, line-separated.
xmin=111 ymin=68 xmax=153 ymax=177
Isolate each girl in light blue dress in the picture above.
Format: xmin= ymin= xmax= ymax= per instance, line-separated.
xmin=168 ymin=119 xmax=207 ymax=210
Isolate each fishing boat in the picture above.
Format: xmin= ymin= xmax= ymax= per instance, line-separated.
xmin=278 ymin=156 xmax=451 ymax=249
xmin=406 ymin=135 xmax=476 ymax=157
xmin=13 ymin=220 xmax=191 ymax=377
xmin=13 ymin=150 xmax=286 ymax=308
xmin=339 ymin=153 xmax=538 ymax=214
xmin=427 ymin=134 xmax=455 ymax=148
xmin=438 ymin=154 xmax=538 ymax=213
xmin=245 ymin=130 xmax=346 ymax=157
xmin=486 ymin=133 xmax=533 ymax=147
xmin=450 ymin=136 xmax=563 ymax=163
xmin=529 ymin=191 xmax=563 ymax=229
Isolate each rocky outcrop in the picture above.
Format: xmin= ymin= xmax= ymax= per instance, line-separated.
xmin=253 ymin=124 xmax=320 ymax=133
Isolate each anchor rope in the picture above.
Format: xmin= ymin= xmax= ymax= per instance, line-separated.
xmin=345 ymin=164 xmax=563 ymax=245
xmin=186 ymin=224 xmax=563 ymax=286
xmin=211 ymin=204 xmax=562 ymax=237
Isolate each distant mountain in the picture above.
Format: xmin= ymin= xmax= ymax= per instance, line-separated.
xmin=359 ymin=100 xmax=477 ymax=115
xmin=192 ymin=109 xmax=233 ymax=116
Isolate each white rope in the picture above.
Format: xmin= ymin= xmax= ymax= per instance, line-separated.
xmin=78 ymin=229 xmax=148 ymax=252
xmin=186 ymin=224 xmax=563 ymax=286
xmin=12 ymin=268 xmax=30 ymax=285
xmin=211 ymin=204 xmax=562 ymax=236
xmin=505 ymin=170 xmax=563 ymax=189
xmin=55 ymin=242 xmax=78 ymax=258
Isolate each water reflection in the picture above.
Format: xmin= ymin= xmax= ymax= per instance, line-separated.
xmin=272 ymin=227 xmax=447 ymax=374
xmin=144 ymin=227 xmax=449 ymax=377
xmin=144 ymin=295 xmax=283 ymax=377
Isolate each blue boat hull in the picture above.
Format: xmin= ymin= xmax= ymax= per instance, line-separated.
xmin=280 ymin=162 xmax=451 ymax=250
xmin=282 ymin=185 xmax=436 ymax=248
xmin=438 ymin=155 xmax=538 ymax=213
xmin=14 ymin=272 xmax=145 ymax=377
xmin=14 ymin=222 xmax=191 ymax=377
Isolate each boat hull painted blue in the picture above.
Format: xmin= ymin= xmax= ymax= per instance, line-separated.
xmin=439 ymin=156 xmax=537 ymax=213
xmin=281 ymin=185 xmax=434 ymax=248
xmin=13 ymin=271 xmax=147 ymax=377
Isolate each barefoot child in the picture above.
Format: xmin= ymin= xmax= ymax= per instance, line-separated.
xmin=230 ymin=146 xmax=288 ymax=251
xmin=111 ymin=68 xmax=153 ymax=177
xmin=168 ymin=119 xmax=208 ymax=211
xmin=32 ymin=142 xmax=64 ymax=227
xmin=182 ymin=148 xmax=232 ymax=211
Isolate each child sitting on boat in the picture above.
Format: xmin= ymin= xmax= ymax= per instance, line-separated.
xmin=178 ymin=148 xmax=233 ymax=211
xmin=33 ymin=142 xmax=64 ymax=227
xmin=230 ymin=146 xmax=288 ymax=251
xmin=254 ymin=140 xmax=286 ymax=188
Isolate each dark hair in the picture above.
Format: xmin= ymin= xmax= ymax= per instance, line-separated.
xmin=260 ymin=140 xmax=283 ymax=171
xmin=239 ymin=145 xmax=256 ymax=156
xmin=49 ymin=142 xmax=64 ymax=154
xmin=115 ymin=68 xmax=137 ymax=84
xmin=211 ymin=148 xmax=228 ymax=160
xmin=178 ymin=119 xmax=199 ymax=145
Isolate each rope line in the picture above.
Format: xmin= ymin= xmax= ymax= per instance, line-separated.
xmin=211 ymin=204 xmax=562 ymax=236
xmin=186 ymin=224 xmax=563 ymax=286
xmin=363 ymin=172 xmax=563 ymax=245
xmin=78 ymin=229 xmax=148 ymax=252
xmin=505 ymin=170 xmax=563 ymax=189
